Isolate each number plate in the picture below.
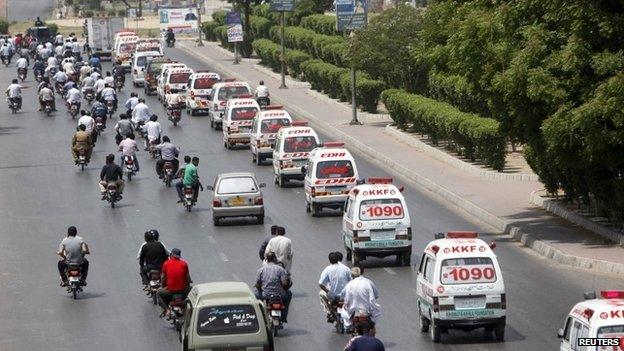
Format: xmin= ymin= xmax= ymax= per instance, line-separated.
xmin=229 ymin=197 xmax=245 ymax=206
xmin=370 ymin=230 xmax=395 ymax=241
xmin=270 ymin=310 xmax=282 ymax=317
xmin=454 ymin=296 xmax=486 ymax=310
xmin=327 ymin=186 xmax=346 ymax=194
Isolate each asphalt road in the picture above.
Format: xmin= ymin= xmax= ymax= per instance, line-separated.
xmin=0 ymin=48 xmax=622 ymax=351
xmin=7 ymin=0 xmax=54 ymax=22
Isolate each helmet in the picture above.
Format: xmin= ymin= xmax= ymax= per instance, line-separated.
xmin=149 ymin=229 xmax=160 ymax=241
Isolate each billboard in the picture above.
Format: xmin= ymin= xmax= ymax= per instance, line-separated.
xmin=226 ymin=11 xmax=243 ymax=43
xmin=270 ymin=0 xmax=296 ymax=12
xmin=336 ymin=0 xmax=368 ymax=32
xmin=159 ymin=6 xmax=199 ymax=34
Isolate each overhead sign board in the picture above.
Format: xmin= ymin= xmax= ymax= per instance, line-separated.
xmin=159 ymin=6 xmax=199 ymax=34
xmin=336 ymin=0 xmax=367 ymax=32
xmin=270 ymin=0 xmax=296 ymax=12
xmin=226 ymin=11 xmax=243 ymax=43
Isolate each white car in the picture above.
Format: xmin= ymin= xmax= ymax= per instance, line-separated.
xmin=185 ymin=71 xmax=221 ymax=116
xmin=208 ymin=81 xmax=252 ymax=129
xmin=131 ymin=51 xmax=162 ymax=87
xmin=416 ymin=231 xmax=506 ymax=343
xmin=272 ymin=121 xmax=320 ymax=187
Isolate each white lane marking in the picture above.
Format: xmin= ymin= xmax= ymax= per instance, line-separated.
xmin=383 ymin=268 xmax=397 ymax=275
xmin=208 ymin=235 xmax=216 ymax=243
xmin=219 ymin=252 xmax=229 ymax=262
xmin=232 ymin=273 xmax=240 ymax=281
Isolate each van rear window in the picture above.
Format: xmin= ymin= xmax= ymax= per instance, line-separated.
xmin=260 ymin=118 xmax=290 ymax=133
xmin=194 ymin=77 xmax=219 ymax=89
xmin=169 ymin=73 xmax=191 ymax=84
xmin=217 ymin=86 xmax=251 ymax=100
xmin=316 ymin=160 xmax=354 ymax=179
xmin=359 ymin=198 xmax=404 ymax=221
xmin=284 ymin=136 xmax=317 ymax=153
xmin=196 ymin=305 xmax=259 ymax=336
xmin=597 ymin=325 xmax=624 ymax=342
xmin=231 ymin=107 xmax=258 ymax=120
xmin=440 ymin=257 xmax=496 ymax=284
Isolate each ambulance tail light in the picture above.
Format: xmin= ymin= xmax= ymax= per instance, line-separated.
xmin=501 ymin=293 xmax=507 ymax=309
xmin=368 ymin=177 xmax=392 ymax=184
xmin=432 ymin=297 xmax=440 ymax=313
xmin=165 ymin=84 xmax=170 ymax=94
xmin=212 ymin=199 xmax=222 ymax=207
xmin=446 ymin=231 xmax=478 ymax=239
xmin=265 ymin=105 xmax=284 ymax=110
xmin=190 ymin=91 xmax=195 ymax=99
xmin=396 ymin=228 xmax=411 ymax=240
xmin=353 ymin=230 xmax=370 ymax=243
xmin=310 ymin=186 xmax=316 ymax=197
xmin=601 ymin=291 xmax=624 ymax=299
xmin=254 ymin=196 xmax=263 ymax=205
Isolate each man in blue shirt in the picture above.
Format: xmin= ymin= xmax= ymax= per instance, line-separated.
xmin=319 ymin=251 xmax=352 ymax=322
xmin=344 ymin=321 xmax=385 ymax=351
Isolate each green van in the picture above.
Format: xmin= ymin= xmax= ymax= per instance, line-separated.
xmin=181 ymin=282 xmax=274 ymax=351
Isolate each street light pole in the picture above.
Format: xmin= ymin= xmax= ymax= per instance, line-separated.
xmin=349 ymin=31 xmax=360 ymax=125
xmin=197 ymin=0 xmax=204 ymax=47
xmin=279 ymin=11 xmax=287 ymax=89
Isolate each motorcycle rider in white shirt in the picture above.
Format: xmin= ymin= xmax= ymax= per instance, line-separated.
xmin=142 ymin=114 xmax=162 ymax=150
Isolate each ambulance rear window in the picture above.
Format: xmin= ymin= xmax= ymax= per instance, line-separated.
xmin=284 ymin=136 xmax=317 ymax=153
xmin=597 ymin=325 xmax=624 ymax=340
xmin=194 ymin=77 xmax=219 ymax=89
xmin=170 ymin=73 xmax=191 ymax=84
xmin=231 ymin=107 xmax=258 ymax=120
xmin=359 ymin=198 xmax=404 ymax=221
xmin=261 ymin=118 xmax=290 ymax=133
xmin=218 ymin=86 xmax=251 ymax=100
xmin=440 ymin=257 xmax=496 ymax=285
xmin=316 ymin=160 xmax=354 ymax=179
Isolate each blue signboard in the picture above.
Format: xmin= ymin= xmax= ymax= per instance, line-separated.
xmin=270 ymin=0 xmax=296 ymax=12
xmin=336 ymin=0 xmax=367 ymax=31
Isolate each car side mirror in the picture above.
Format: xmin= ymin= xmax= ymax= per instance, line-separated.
xmin=206 ymin=185 xmax=214 ymax=191
xmin=557 ymin=328 xmax=564 ymax=339
xmin=259 ymin=183 xmax=266 ymax=188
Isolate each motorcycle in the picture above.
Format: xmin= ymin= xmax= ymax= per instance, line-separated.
xmin=148 ymin=139 xmax=161 ymax=159
xmin=166 ymin=38 xmax=175 ymax=48
xmin=115 ymin=76 xmax=124 ymax=92
xmin=65 ymin=264 xmax=84 ymax=299
xmin=106 ymin=100 xmax=115 ymax=119
xmin=348 ymin=310 xmax=371 ymax=337
xmin=167 ymin=293 xmax=186 ymax=332
xmin=104 ymin=181 xmax=121 ymax=208
xmin=43 ymin=100 xmax=53 ymax=116
xmin=17 ymin=67 xmax=26 ymax=82
xmin=76 ymin=148 xmax=89 ymax=171
xmin=182 ymin=186 xmax=195 ymax=212
xmin=35 ymin=70 xmax=43 ymax=83
xmin=329 ymin=300 xmax=346 ymax=334
xmin=55 ymin=83 xmax=66 ymax=98
xmin=123 ymin=155 xmax=136 ymax=181
xmin=7 ymin=97 xmax=20 ymax=114
xmin=1 ymin=54 xmax=9 ymax=66
xmin=95 ymin=117 xmax=105 ymax=135
xmin=135 ymin=121 xmax=147 ymax=139
xmin=84 ymin=88 xmax=94 ymax=104
xmin=147 ymin=269 xmax=161 ymax=305
xmin=163 ymin=161 xmax=175 ymax=187
xmin=265 ymin=295 xmax=286 ymax=336
xmin=167 ymin=106 xmax=181 ymax=126
xmin=256 ymin=96 xmax=270 ymax=110
xmin=68 ymin=101 xmax=79 ymax=119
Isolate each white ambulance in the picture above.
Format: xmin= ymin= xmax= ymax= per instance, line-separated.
xmin=249 ymin=107 xmax=292 ymax=165
xmin=185 ymin=71 xmax=221 ymax=116
xmin=272 ymin=121 xmax=320 ymax=187
xmin=131 ymin=51 xmax=162 ymax=87
xmin=208 ymin=80 xmax=253 ymax=130
xmin=342 ymin=177 xmax=412 ymax=266
xmin=559 ymin=290 xmax=624 ymax=351
xmin=416 ymin=231 xmax=506 ymax=343
xmin=159 ymin=67 xmax=193 ymax=105
xmin=114 ymin=36 xmax=138 ymax=71
xmin=156 ymin=63 xmax=188 ymax=102
xmin=303 ymin=142 xmax=359 ymax=216
xmin=222 ymin=97 xmax=260 ymax=149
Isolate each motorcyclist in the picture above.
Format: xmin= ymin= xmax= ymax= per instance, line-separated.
xmin=100 ymin=83 xmax=117 ymax=112
xmin=254 ymin=80 xmax=270 ymax=105
xmin=77 ymin=110 xmax=96 ymax=142
xmin=1 ymin=41 xmax=13 ymax=64
xmin=57 ymin=226 xmax=90 ymax=287
xmin=258 ymin=225 xmax=279 ymax=261
xmin=138 ymin=230 xmax=168 ymax=288
xmin=33 ymin=58 xmax=45 ymax=78
xmin=142 ymin=114 xmax=162 ymax=150
xmin=72 ymin=38 xmax=81 ymax=60
xmin=94 ymin=76 xmax=107 ymax=97
xmin=319 ymin=251 xmax=352 ymax=322
xmin=155 ymin=136 xmax=180 ymax=179
xmin=63 ymin=79 xmax=77 ymax=92
xmin=99 ymin=153 xmax=124 ymax=199
xmin=264 ymin=226 xmax=293 ymax=272
xmin=80 ymin=74 xmax=95 ymax=95
xmin=47 ymin=54 xmax=58 ymax=69
xmin=79 ymin=61 xmax=92 ymax=81
xmin=88 ymin=54 xmax=101 ymax=71
xmin=91 ymin=100 xmax=108 ymax=126
xmin=112 ymin=61 xmax=125 ymax=86
xmin=114 ymin=113 xmax=135 ymax=145
xmin=340 ymin=267 xmax=382 ymax=332
xmin=15 ymin=56 xmax=28 ymax=78
xmin=5 ymin=78 xmax=23 ymax=110
xmin=255 ymin=251 xmax=292 ymax=323
xmin=53 ymin=69 xmax=69 ymax=92
xmin=66 ymin=84 xmax=82 ymax=112
xmin=176 ymin=156 xmax=203 ymax=204
xmin=54 ymin=43 xmax=64 ymax=59
xmin=131 ymin=98 xmax=151 ymax=125
xmin=157 ymin=248 xmax=192 ymax=318
xmin=125 ymin=92 xmax=139 ymax=114
xmin=44 ymin=63 xmax=57 ymax=80
xmin=71 ymin=124 xmax=93 ymax=163
xmin=63 ymin=58 xmax=75 ymax=76
xmin=103 ymin=71 xmax=114 ymax=87
xmin=38 ymin=82 xmax=55 ymax=111
xmin=34 ymin=16 xmax=44 ymax=27
xmin=54 ymin=33 xmax=64 ymax=47
xmin=343 ymin=321 xmax=386 ymax=351
xmin=165 ymin=28 xmax=175 ymax=46
xmin=118 ymin=133 xmax=140 ymax=172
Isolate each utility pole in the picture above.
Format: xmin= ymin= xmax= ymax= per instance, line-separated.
xmin=349 ymin=31 xmax=360 ymax=125
xmin=279 ymin=11 xmax=286 ymax=89
xmin=196 ymin=0 xmax=204 ymax=46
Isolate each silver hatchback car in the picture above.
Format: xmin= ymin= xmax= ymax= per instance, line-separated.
xmin=208 ymin=172 xmax=266 ymax=225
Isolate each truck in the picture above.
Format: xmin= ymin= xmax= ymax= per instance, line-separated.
xmin=85 ymin=17 xmax=125 ymax=60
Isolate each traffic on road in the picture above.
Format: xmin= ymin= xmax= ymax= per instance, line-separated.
xmin=2 ymin=23 xmax=624 ymax=351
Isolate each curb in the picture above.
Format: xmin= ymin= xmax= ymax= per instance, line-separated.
xmin=385 ymin=125 xmax=540 ymax=182
xmin=178 ymin=42 xmax=624 ymax=276
xmin=530 ymin=191 xmax=624 ymax=245
xmin=252 ymin=64 xmax=312 ymax=88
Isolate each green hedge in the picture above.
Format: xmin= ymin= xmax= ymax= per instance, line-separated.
xmin=214 ymin=25 xmax=234 ymax=50
xmin=300 ymin=14 xmax=337 ymax=36
xmin=301 ymin=59 xmax=348 ymax=98
xmin=201 ymin=21 xmax=218 ymax=41
xmin=285 ymin=50 xmax=312 ymax=77
xmin=321 ymin=42 xmax=348 ymax=67
xmin=269 ymin=25 xmax=346 ymax=65
xmin=427 ymin=71 xmax=489 ymax=116
xmin=250 ymin=15 xmax=272 ymax=40
xmin=0 ymin=21 xmax=8 ymax=35
xmin=252 ymin=39 xmax=281 ymax=71
xmin=339 ymin=72 xmax=386 ymax=113
xmin=212 ymin=10 xmax=227 ymax=26
xmin=381 ymin=89 xmax=506 ymax=170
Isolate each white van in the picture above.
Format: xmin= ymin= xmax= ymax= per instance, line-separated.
xmin=559 ymin=290 xmax=624 ymax=351
xmin=303 ymin=142 xmax=359 ymax=216
xmin=342 ymin=177 xmax=412 ymax=266
xmin=157 ymin=65 xmax=191 ymax=103
xmin=249 ymin=107 xmax=292 ymax=165
xmin=272 ymin=121 xmax=320 ymax=187
xmin=114 ymin=36 xmax=138 ymax=71
xmin=208 ymin=80 xmax=252 ymax=129
xmin=416 ymin=231 xmax=506 ymax=343
xmin=185 ymin=71 xmax=221 ymax=116
xmin=113 ymin=31 xmax=136 ymax=55
xmin=222 ymin=97 xmax=260 ymax=149
xmin=131 ymin=51 xmax=162 ymax=87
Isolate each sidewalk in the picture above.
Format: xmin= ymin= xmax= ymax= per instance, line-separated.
xmin=179 ymin=40 xmax=624 ymax=275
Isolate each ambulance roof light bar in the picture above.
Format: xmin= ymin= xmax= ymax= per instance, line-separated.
xmin=584 ymin=291 xmax=597 ymax=300
xmin=265 ymin=105 xmax=284 ymax=110
xmin=368 ymin=177 xmax=393 ymax=184
xmin=224 ymin=78 xmax=237 ymax=82
xmin=446 ymin=231 xmax=479 ymax=239
xmin=601 ymin=290 xmax=624 ymax=299
xmin=322 ymin=142 xmax=345 ymax=148
xmin=434 ymin=233 xmax=445 ymax=239
xmin=290 ymin=121 xmax=308 ymax=126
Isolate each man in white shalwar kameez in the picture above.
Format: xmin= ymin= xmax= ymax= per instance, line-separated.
xmin=340 ymin=267 xmax=382 ymax=329
xmin=264 ymin=226 xmax=293 ymax=272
